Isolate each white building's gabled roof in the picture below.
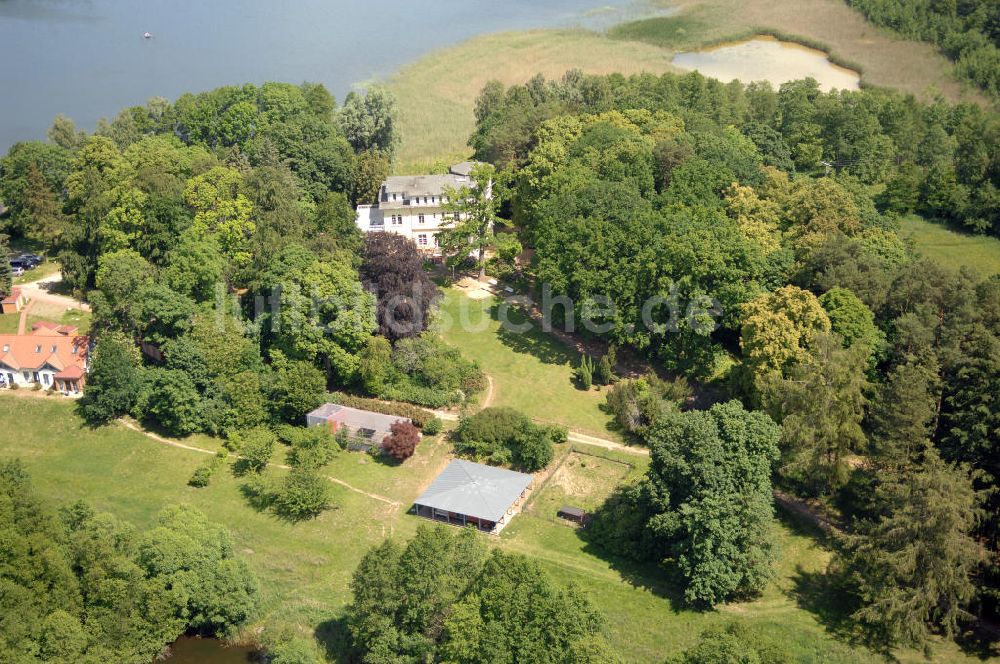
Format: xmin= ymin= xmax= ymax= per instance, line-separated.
xmin=413 ymin=459 xmax=533 ymax=523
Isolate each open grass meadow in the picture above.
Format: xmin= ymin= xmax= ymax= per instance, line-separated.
xmin=436 ymin=287 xmax=620 ymax=440
xmin=901 ymin=215 xmax=1000 ymax=278
xmin=0 ymin=395 xmax=987 ymax=662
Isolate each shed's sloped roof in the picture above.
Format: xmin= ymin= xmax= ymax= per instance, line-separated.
xmin=413 ymin=459 xmax=532 ymax=523
xmin=306 ymin=403 xmax=410 ymax=432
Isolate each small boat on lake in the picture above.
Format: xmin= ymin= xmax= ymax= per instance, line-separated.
xmin=143 ymin=31 xmax=153 ymax=39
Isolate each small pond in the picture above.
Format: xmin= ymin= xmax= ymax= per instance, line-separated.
xmin=158 ymin=636 xmax=258 ymax=664
xmin=672 ymin=35 xmax=861 ymax=91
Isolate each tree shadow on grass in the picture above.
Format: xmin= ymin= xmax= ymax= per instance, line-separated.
xmin=954 ymin=624 xmax=1000 ymax=660
xmin=577 ymin=538 xmax=688 ymax=609
xmin=490 ymin=302 xmax=579 ymax=367
xmin=315 ymin=616 xmax=353 ymax=664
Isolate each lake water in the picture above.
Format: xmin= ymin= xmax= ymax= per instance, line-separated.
xmin=672 ymin=36 xmax=861 ymax=92
xmin=0 ymin=0 xmax=660 ymax=151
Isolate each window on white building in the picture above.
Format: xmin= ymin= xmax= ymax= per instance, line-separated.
xmin=418 ymin=214 xmax=425 ymax=224
xmin=417 ymin=234 xmax=428 ymax=246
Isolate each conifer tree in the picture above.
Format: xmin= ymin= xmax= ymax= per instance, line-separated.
xmin=838 ymin=449 xmax=982 ymax=649
xmin=577 ymin=354 xmax=593 ymax=390
xmin=595 ymin=353 xmax=614 ymax=386
xmin=767 ymin=333 xmax=868 ymax=495
xmin=870 ymin=356 xmax=941 ymax=471
xmin=0 ymin=233 xmax=11 ymax=297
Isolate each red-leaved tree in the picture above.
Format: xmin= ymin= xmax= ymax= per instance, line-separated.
xmin=382 ymin=421 xmax=420 ymax=460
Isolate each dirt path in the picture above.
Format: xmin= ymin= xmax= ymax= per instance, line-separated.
xmin=18 ymin=273 xmax=90 ymax=313
xmin=16 ymin=298 xmax=35 ymax=334
xmin=118 ymin=419 xmax=400 ymax=506
xmin=566 ymin=430 xmax=649 ymax=457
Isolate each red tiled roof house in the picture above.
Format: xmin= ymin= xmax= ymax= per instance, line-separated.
xmin=1 ymin=287 xmax=27 ymax=314
xmin=0 ymin=322 xmax=89 ymax=393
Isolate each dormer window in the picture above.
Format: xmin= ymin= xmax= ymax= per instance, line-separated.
xmin=2 ymin=344 xmax=7 ymax=353
xmin=34 ymin=345 xmax=41 ymax=353
xmin=51 ymin=345 xmax=57 ymax=353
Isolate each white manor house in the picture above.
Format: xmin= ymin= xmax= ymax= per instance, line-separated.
xmin=355 ymin=161 xmax=481 ymax=255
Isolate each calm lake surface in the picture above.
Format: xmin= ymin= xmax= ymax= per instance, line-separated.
xmin=673 ymin=36 xmax=861 ymax=92
xmin=0 ymin=0 xmax=659 ymax=151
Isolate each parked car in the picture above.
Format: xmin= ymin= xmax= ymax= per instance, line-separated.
xmin=11 ymin=265 xmax=24 ymax=277
xmin=9 ymin=260 xmax=28 ymax=271
xmin=14 ymin=254 xmax=40 ymax=268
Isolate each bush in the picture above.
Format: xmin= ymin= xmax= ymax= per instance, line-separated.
xmin=422 ymin=417 xmax=443 ymax=435
xmin=188 ymin=464 xmax=214 ymax=488
xmin=280 ymin=426 xmax=338 ymax=470
xmin=273 ymin=469 xmax=331 ymax=520
xmin=375 ymin=334 xmax=486 ymax=407
xmin=605 ymin=374 xmax=689 ymax=435
xmin=331 ymin=393 xmax=433 ymax=428
xmin=454 ymin=407 xmax=556 ymax=472
xmin=382 ymin=421 xmax=420 ymax=461
xmin=230 ymin=427 xmax=276 ymax=474
xmin=188 ymin=452 xmax=227 ymax=488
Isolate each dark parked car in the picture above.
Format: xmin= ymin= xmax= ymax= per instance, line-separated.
xmin=11 ymin=254 xmax=39 ymax=269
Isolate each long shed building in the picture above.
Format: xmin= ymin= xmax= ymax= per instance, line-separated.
xmin=412 ymin=459 xmax=533 ymax=534
xmin=306 ymin=403 xmax=412 ymax=452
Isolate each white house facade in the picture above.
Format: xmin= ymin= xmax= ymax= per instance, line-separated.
xmin=355 ymin=162 xmax=481 ymax=255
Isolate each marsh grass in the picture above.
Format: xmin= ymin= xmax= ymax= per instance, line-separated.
xmin=388 ymin=29 xmax=676 ymax=173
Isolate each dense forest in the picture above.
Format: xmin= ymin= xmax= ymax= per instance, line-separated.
xmin=0 ymin=460 xmax=258 ymax=662
xmin=846 ymin=0 xmax=1000 ymax=97
xmin=471 ymin=69 xmax=999 ymax=649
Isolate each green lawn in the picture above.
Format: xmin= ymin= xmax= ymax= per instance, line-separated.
xmin=901 ymin=215 xmax=1000 ymax=277
xmin=437 ymin=288 xmax=620 ymax=439
xmin=0 ymin=313 xmax=19 ymax=334
xmin=0 ymin=395 xmax=449 ymax=652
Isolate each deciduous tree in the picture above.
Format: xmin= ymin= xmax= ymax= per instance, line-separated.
xmin=644 ymin=401 xmax=781 ymax=606
xmin=359 ymin=232 xmax=437 ymax=340
xmin=382 ymin=421 xmax=420 ymax=461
